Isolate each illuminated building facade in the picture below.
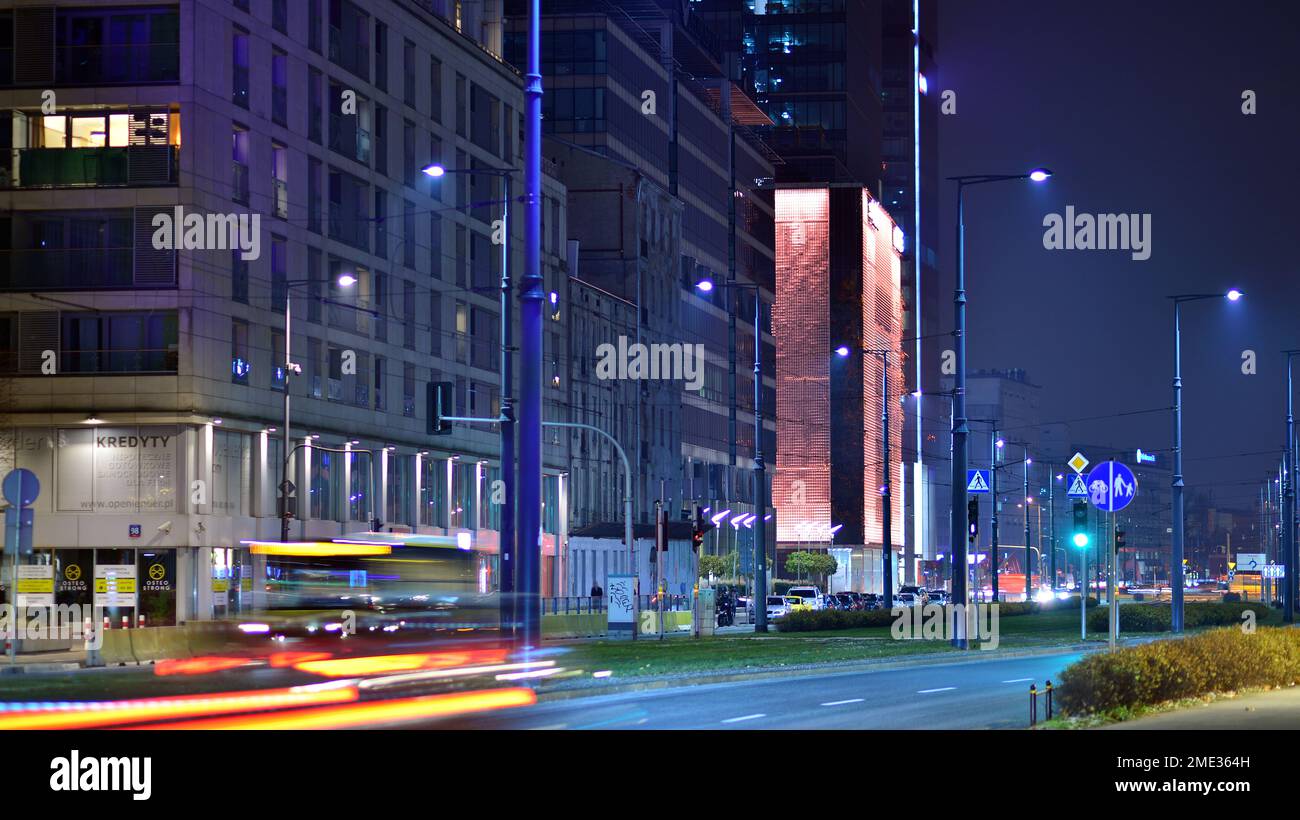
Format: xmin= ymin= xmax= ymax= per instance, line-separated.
xmin=773 ymin=185 xmax=904 ymax=593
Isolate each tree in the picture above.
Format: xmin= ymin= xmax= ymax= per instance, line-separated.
xmin=810 ymin=553 xmax=838 ymax=578
xmin=784 ymin=551 xmax=817 ymax=580
xmin=698 ymin=554 xmax=729 ymax=579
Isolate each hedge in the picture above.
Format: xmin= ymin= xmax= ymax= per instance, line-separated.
xmin=1057 ymin=626 xmax=1300 ymax=715
xmin=1085 ymin=601 xmax=1268 ymax=633
xmin=775 ymin=596 xmax=1095 ymax=632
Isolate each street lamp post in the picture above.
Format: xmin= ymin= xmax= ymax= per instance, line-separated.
xmin=279 ymin=273 xmax=356 ymax=542
xmin=948 ymin=168 xmax=1052 ymax=647
xmin=1284 ymin=350 xmax=1299 ymax=623
xmin=1024 ymin=450 xmax=1033 ymax=599
xmin=837 ymin=345 xmax=896 ymax=608
xmin=1169 ymin=290 xmax=1243 ymax=632
xmin=699 ymin=278 xmax=768 ymax=630
xmin=423 ymin=162 xmax=519 ymax=630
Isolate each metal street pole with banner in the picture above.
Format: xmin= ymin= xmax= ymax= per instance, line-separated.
xmin=1086 ymin=460 xmax=1138 ymax=650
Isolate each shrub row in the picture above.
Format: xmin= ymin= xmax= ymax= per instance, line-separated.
xmin=1085 ymin=601 xmax=1268 ymax=633
xmin=1057 ymin=625 xmax=1300 ymax=715
xmin=774 ymin=597 xmax=1094 ymax=632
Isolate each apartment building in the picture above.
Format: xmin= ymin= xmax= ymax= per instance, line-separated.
xmin=0 ymin=0 xmax=571 ymax=626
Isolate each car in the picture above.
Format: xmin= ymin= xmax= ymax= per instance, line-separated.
xmin=766 ymin=595 xmax=791 ymax=620
xmin=861 ymin=593 xmax=881 ymax=610
xmin=898 ymin=584 xmax=929 ymax=604
xmin=834 ymin=592 xmax=860 ymax=610
xmin=894 ymin=592 xmax=919 ymax=607
xmin=927 ymin=589 xmax=948 ymax=605
xmin=786 ymin=586 xmax=824 ymax=610
xmin=785 ymin=595 xmax=814 ymax=613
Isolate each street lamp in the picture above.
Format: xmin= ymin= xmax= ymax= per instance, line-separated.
xmin=1283 ymin=349 xmax=1300 ymax=623
xmin=697 ymin=277 xmax=770 ymax=632
xmin=947 ymin=167 xmax=1052 ymax=647
xmin=423 ymin=161 xmax=521 ymax=632
xmin=279 ymin=272 xmax=355 ymax=542
xmin=1169 ymin=290 xmax=1244 ymax=631
xmin=835 ymin=344 xmax=898 ymax=609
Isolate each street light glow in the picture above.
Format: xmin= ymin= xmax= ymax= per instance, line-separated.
xmin=834 ymin=346 xmax=851 ymax=358
xmin=1028 ymin=168 xmax=1053 ymax=182
xmin=421 ymin=164 xmax=446 ymax=177
xmin=337 ymin=274 xmax=358 ymax=287
xmin=695 ymin=280 xmax=715 ymax=293
xmin=1226 ymin=288 xmax=1243 ymax=302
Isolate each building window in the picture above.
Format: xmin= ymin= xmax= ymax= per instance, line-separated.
xmin=374 ymin=104 xmax=387 ymax=176
xmin=328 ymin=81 xmax=370 ymax=165
xmin=403 ymin=39 xmax=416 ymax=107
xmin=231 ymin=124 xmax=250 ymax=203
xmin=374 ymin=356 xmax=385 ymax=411
xmin=308 ymin=67 xmax=322 ymax=143
xmin=430 ymin=58 xmax=442 ymax=123
xmin=273 ymin=0 xmax=288 ymax=36
xmin=232 ymin=27 xmax=249 ymax=108
xmin=307 ymin=247 xmax=322 ymax=323
xmin=59 ymin=312 xmax=179 ymax=374
xmin=403 ymin=362 xmax=416 ymax=418
xmin=373 ymin=189 xmax=387 ymax=261
xmin=271 ymin=235 xmax=288 ymax=313
xmin=307 ymin=157 xmax=322 ymax=233
xmin=54 ymin=6 xmax=180 ymax=85
xmin=231 ymin=318 xmax=250 ymax=384
xmin=403 ymin=119 xmax=416 ymax=187
xmin=430 ymin=213 xmax=443 ymax=280
xmin=328 ymin=167 xmax=370 ymax=251
xmin=403 ymin=200 xmax=415 ymax=270
xmin=541 ymin=87 xmax=606 ymax=134
xmin=373 ymin=271 xmax=386 ymax=342
xmin=0 ymin=209 xmax=134 ymax=290
xmin=308 ymin=0 xmax=322 ymax=53
xmin=272 ymin=50 xmax=288 ymax=126
xmin=231 ymin=250 xmax=248 ymax=304
xmin=455 ymin=73 xmax=466 ymax=137
xmin=403 ymin=278 xmax=415 ymax=350
xmin=374 ymin=20 xmax=387 ymax=92
xmin=272 ymin=141 xmax=288 ymax=219
xmin=328 ymin=0 xmax=370 ymax=82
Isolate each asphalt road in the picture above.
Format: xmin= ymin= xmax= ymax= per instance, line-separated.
xmin=428 ymin=650 xmax=1084 ymax=730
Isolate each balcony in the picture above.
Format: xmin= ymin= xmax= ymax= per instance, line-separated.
xmin=273 ymin=178 xmax=288 ymax=219
xmin=61 ymin=347 xmax=178 ymax=375
xmin=6 ymin=146 xmax=177 ymax=189
xmin=0 ymin=248 xmax=134 ymax=290
xmin=232 ymin=162 xmax=250 ymax=204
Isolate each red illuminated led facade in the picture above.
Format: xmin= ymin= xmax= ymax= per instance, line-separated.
xmin=774 ymin=186 xmax=905 ymax=560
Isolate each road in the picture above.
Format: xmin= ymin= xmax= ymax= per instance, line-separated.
xmin=428 ymin=650 xmax=1083 ymax=730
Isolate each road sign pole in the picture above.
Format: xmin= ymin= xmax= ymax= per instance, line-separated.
xmin=1080 ymin=543 xmax=1086 ymax=641
xmin=991 ymin=430 xmax=999 ymax=602
xmin=1109 ymin=511 xmax=1117 ymax=650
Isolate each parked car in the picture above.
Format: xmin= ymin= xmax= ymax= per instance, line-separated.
xmin=927 ymin=589 xmax=948 ymax=605
xmin=786 ymin=586 xmax=824 ymax=610
xmin=834 ymin=592 xmax=860 ymax=610
xmin=785 ymin=596 xmax=814 ymax=613
xmin=894 ymin=592 xmax=919 ymax=607
xmin=766 ymin=595 xmax=791 ymax=620
xmin=898 ymin=585 xmax=929 ymax=604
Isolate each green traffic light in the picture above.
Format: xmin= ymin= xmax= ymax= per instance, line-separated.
xmin=1072 ymin=533 xmax=1089 ymax=548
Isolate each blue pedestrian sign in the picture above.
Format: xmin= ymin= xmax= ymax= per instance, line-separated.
xmin=966 ymin=470 xmax=991 ymax=494
xmin=2 ymin=468 xmax=39 ymax=557
xmin=1066 ymin=473 xmax=1089 ymax=498
xmin=1085 ymin=461 xmax=1138 ymax=513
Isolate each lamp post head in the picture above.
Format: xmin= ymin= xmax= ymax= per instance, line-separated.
xmin=996 ymin=438 xmax=1005 ymax=449
xmin=337 ymin=273 xmax=358 ymax=287
xmin=421 ymin=164 xmax=446 ymax=178
xmin=1226 ymin=289 xmax=1243 ymax=302
xmin=695 ymin=280 xmax=715 ymax=293
xmin=1028 ymin=168 xmax=1053 ymax=182
xmin=834 ymin=346 xmax=851 ymax=358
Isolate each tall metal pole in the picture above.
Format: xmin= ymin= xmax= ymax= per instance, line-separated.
xmin=950 ymin=183 xmax=968 ymax=647
xmin=517 ymin=0 xmax=544 ymax=647
xmin=1170 ymin=301 xmax=1185 ymax=633
xmin=1023 ymin=448 xmax=1032 ymax=599
xmin=753 ymin=290 xmax=769 ymax=632
xmin=1285 ymin=352 xmax=1296 ymax=623
xmin=1048 ymin=465 xmax=1056 ymax=589
xmin=281 ymin=292 xmax=293 ymax=542
xmin=991 ymin=430 xmax=999 ymax=602
xmin=880 ymin=351 xmax=893 ymax=610
xmin=499 ymin=175 xmax=516 ymax=635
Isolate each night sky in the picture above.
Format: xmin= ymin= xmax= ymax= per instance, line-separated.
xmin=937 ymin=0 xmax=1300 ymax=511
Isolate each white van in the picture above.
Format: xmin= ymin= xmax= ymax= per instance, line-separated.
xmin=786 ymin=586 xmax=824 ymax=610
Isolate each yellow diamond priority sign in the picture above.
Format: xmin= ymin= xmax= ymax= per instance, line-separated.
xmin=1067 ymin=452 xmax=1090 ymax=474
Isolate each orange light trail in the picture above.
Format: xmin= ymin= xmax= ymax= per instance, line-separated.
xmin=154 ymin=656 xmax=255 ymax=676
xmin=136 ymin=687 xmax=537 ymax=729
xmin=292 ymin=648 xmax=511 ymax=677
xmin=0 ymin=685 xmax=359 ymax=730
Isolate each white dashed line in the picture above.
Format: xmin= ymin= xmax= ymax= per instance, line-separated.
xmin=821 ymin=698 xmax=865 ymax=707
xmin=917 ymin=687 xmax=956 ymax=694
xmin=1002 ymin=678 xmax=1034 ymax=684
xmin=722 ymin=713 xmax=766 ymax=724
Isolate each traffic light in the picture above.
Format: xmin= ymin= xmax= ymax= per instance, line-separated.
xmin=691 ymin=505 xmax=705 ymax=552
xmin=426 ymin=381 xmax=455 ymax=435
xmin=1115 ymin=528 xmax=1126 ymax=553
xmin=1071 ymin=501 xmax=1090 ymax=548
xmin=967 ymin=498 xmax=979 ymax=543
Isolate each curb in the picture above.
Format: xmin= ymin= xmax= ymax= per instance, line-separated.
xmin=0 ymin=662 xmax=82 ymax=675
xmin=534 ymin=641 xmax=1106 ymax=702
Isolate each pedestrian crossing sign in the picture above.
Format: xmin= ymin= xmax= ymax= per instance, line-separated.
xmin=966 ymin=469 xmax=991 ymax=494
xmin=1066 ymin=474 xmax=1088 ymax=498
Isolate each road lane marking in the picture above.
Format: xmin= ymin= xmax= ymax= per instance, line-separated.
xmin=1002 ymin=678 xmax=1034 ymax=683
xmin=821 ymin=698 xmax=865 ymax=707
xmin=917 ymin=687 xmax=956 ymax=694
xmin=722 ymin=713 xmax=766 ymax=723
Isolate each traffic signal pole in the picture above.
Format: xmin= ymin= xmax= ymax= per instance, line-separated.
xmin=991 ymin=429 xmax=999 ymax=602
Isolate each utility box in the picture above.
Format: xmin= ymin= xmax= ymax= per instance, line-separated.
xmin=696 ymin=588 xmax=715 ymax=637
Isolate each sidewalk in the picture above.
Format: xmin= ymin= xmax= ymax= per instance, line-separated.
xmin=1104 ymin=686 xmax=1300 ymax=729
xmin=0 ymin=649 xmax=85 ymax=674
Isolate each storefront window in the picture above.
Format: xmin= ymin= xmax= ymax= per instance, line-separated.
xmin=213 ymin=429 xmax=252 ymax=517
xmin=138 ymin=548 xmax=175 ymax=626
xmin=419 ymin=457 xmax=447 ymax=528
xmin=56 ymin=425 xmax=180 ymax=513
